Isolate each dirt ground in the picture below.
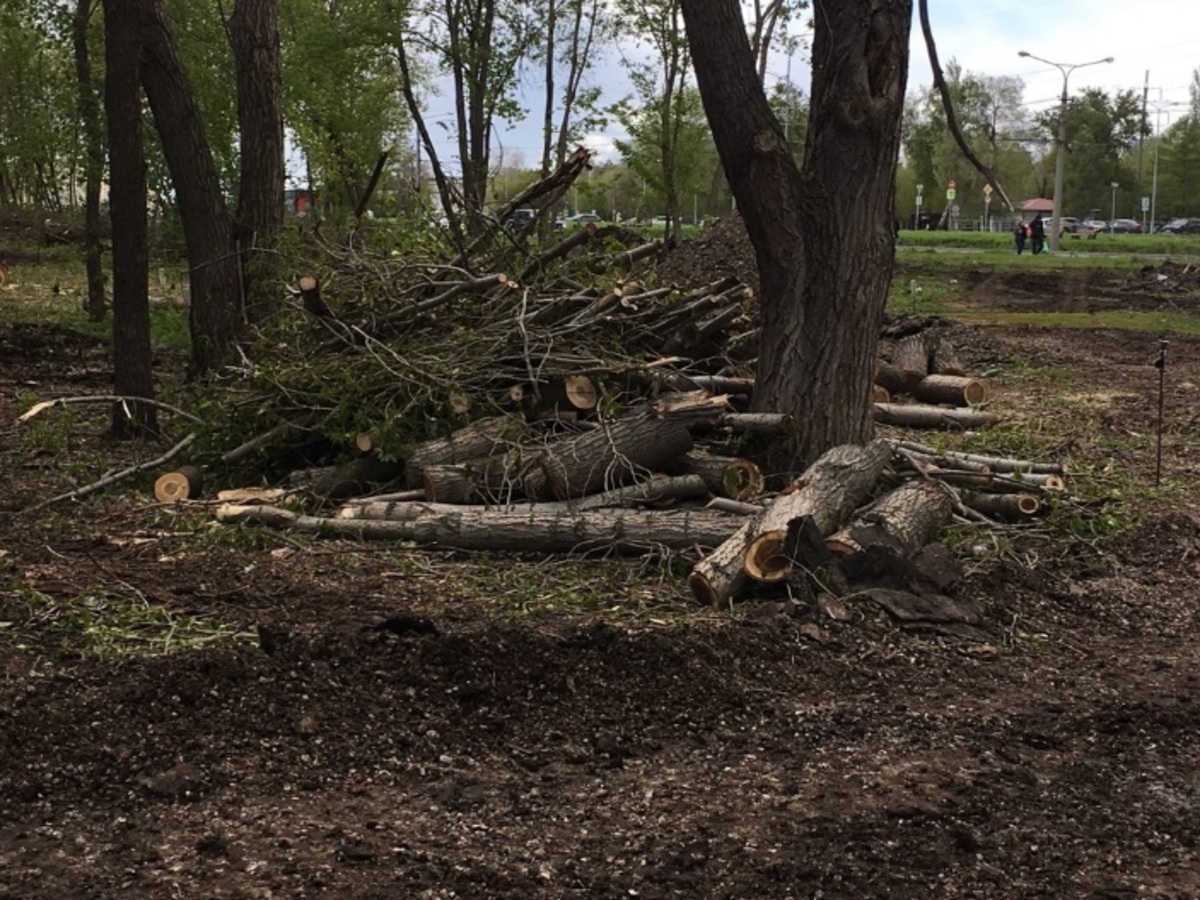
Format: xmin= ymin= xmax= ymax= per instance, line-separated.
xmin=3 ymin=242 xmax=1200 ymax=899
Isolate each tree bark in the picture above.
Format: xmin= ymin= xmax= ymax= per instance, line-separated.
xmin=742 ymin=439 xmax=895 ymax=583
xmin=404 ymin=415 xmax=527 ymax=489
xmin=825 ymin=480 xmax=953 ymax=556
xmin=913 ymin=374 xmax=987 ymax=407
xmin=103 ymin=0 xmax=157 ymax=436
xmin=689 ymin=440 xmax=893 ymax=604
xmin=219 ymin=502 xmax=742 ymax=553
xmin=874 ymin=403 xmax=998 ymax=430
xmin=138 ymin=0 xmax=243 ymax=376
xmin=520 ymin=410 xmax=695 ymax=501
xmin=74 ymin=0 xmax=107 ymax=323
xmin=683 ymin=0 xmax=911 ymax=474
xmin=229 ymin=0 xmax=285 ymax=325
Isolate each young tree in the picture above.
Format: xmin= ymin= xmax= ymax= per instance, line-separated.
xmin=102 ymin=0 xmax=156 ymax=434
xmin=73 ymin=0 xmax=107 ymax=321
xmin=613 ymin=0 xmax=690 ymax=240
xmin=682 ymin=0 xmax=911 ymax=473
xmin=230 ymin=0 xmax=284 ymax=322
xmin=137 ymin=0 xmax=243 ymax=376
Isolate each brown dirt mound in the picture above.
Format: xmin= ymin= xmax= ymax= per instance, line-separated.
xmin=654 ymin=214 xmax=758 ymax=293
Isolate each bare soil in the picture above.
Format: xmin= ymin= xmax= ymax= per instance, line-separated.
xmin=2 ymin=243 xmax=1200 ymax=899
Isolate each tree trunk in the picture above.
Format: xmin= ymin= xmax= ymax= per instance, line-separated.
xmin=683 ymin=0 xmax=911 ymax=476
xmin=103 ymin=0 xmax=157 ymax=436
xmin=219 ymin=502 xmax=742 ymax=553
xmin=404 ymin=415 xmax=527 ymax=489
xmin=825 ymin=480 xmax=953 ymax=556
xmin=689 ymin=440 xmax=893 ymax=604
xmin=74 ymin=0 xmax=107 ymax=323
xmin=138 ymin=0 xmax=243 ymax=376
xmin=229 ymin=0 xmax=285 ymax=325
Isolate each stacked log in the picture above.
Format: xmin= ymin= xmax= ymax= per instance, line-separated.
xmin=873 ymin=329 xmax=995 ymax=431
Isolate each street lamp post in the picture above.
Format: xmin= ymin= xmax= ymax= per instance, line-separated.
xmin=1110 ymin=182 xmax=1118 ymax=234
xmin=1018 ymin=50 xmax=1114 ymax=252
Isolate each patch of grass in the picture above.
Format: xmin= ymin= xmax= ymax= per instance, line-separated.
xmin=899 ymin=229 xmax=1200 ymax=257
xmin=951 ymin=309 xmax=1200 ymax=336
xmin=8 ymin=581 xmax=253 ymax=658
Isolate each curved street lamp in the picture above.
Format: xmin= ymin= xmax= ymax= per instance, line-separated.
xmin=1018 ymin=50 xmax=1114 ymax=252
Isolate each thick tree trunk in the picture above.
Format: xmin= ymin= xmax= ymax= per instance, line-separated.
xmin=230 ymin=0 xmax=285 ymax=325
xmin=683 ymin=0 xmax=911 ymax=477
xmin=103 ymin=0 xmax=157 ymax=436
xmin=404 ymin=415 xmax=527 ymax=489
xmin=138 ymin=0 xmax=243 ymax=376
xmin=75 ymin=0 xmax=107 ymax=323
xmin=689 ymin=440 xmax=893 ymax=604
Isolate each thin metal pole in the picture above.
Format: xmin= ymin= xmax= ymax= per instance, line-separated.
xmin=1155 ymin=339 xmax=1168 ymax=486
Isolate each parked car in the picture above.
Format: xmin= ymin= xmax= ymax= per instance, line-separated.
xmin=1108 ymin=218 xmax=1143 ymax=233
xmin=1051 ymin=216 xmax=1081 ymax=235
xmin=1159 ymin=217 xmax=1200 ymax=235
xmin=555 ymin=212 xmax=602 ymax=230
xmin=1080 ymin=219 xmax=1107 ymax=233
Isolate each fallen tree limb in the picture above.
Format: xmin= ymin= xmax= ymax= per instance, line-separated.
xmin=19 ymin=394 xmax=202 ymax=424
xmin=356 ymin=473 xmax=711 ymax=516
xmin=874 ymin=403 xmax=999 ymax=430
xmin=218 ymin=502 xmax=742 ymax=553
xmin=24 ymin=432 xmax=197 ymax=514
xmin=222 ymin=416 xmax=313 ymax=466
xmin=893 ymin=440 xmax=1064 ymax=475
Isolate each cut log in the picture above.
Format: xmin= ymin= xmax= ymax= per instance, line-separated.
xmin=742 ymin=440 xmax=895 ymax=584
xmin=520 ymin=408 xmax=695 ymax=500
xmin=873 ymin=384 xmax=892 ymax=404
xmin=154 ymin=464 xmax=204 ymax=502
xmin=913 ymin=374 xmax=988 ymax=407
xmin=930 ymin=337 xmax=967 ymax=376
xmin=404 ymin=415 xmax=526 ymax=489
xmin=891 ymin=332 xmax=932 ymax=379
xmin=219 ymin=502 xmax=742 ymax=553
xmin=298 ymin=274 xmax=333 ymax=319
xmin=958 ymin=491 xmax=1040 ymax=520
xmin=825 ymin=480 xmax=954 ymax=556
xmin=875 ymin=360 xmax=923 ymax=397
xmin=688 ymin=517 xmax=756 ymax=607
xmin=422 ymin=461 xmax=510 ymax=504
xmin=663 ymin=451 xmax=764 ymax=501
xmin=538 ymin=373 xmax=600 ymax=412
xmin=874 ymin=403 xmax=999 ymax=430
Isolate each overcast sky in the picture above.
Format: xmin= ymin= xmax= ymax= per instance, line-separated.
xmin=484 ymin=2 xmax=1199 ymax=169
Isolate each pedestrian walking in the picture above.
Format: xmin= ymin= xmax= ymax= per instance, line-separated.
xmin=1013 ymin=219 xmax=1027 ymax=254
xmin=1030 ymin=215 xmax=1046 ymax=255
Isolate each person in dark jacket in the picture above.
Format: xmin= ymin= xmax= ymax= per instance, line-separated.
xmin=1029 ymin=215 xmax=1046 ymax=254
xmin=1013 ymin=219 xmax=1028 ymax=254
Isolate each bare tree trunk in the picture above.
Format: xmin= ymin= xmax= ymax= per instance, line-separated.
xmin=138 ymin=0 xmax=243 ymax=376
xmin=103 ymin=0 xmax=156 ymax=435
xmin=683 ymin=0 xmax=911 ymax=477
xmin=75 ymin=0 xmax=107 ymax=323
xmin=230 ymin=0 xmax=285 ymax=325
